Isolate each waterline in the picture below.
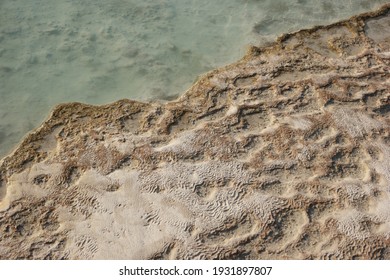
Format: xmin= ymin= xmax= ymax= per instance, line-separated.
xmin=0 ymin=0 xmax=389 ymax=157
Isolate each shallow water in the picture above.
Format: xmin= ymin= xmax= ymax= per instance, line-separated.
xmin=0 ymin=0 xmax=389 ymax=157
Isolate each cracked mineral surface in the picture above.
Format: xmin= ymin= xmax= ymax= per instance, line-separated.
xmin=0 ymin=4 xmax=390 ymax=259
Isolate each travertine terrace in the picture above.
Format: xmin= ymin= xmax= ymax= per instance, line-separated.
xmin=0 ymin=4 xmax=389 ymax=259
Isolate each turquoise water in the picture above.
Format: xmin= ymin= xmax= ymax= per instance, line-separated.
xmin=0 ymin=0 xmax=389 ymax=157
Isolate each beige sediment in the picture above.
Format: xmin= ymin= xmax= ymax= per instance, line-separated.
xmin=0 ymin=4 xmax=390 ymax=259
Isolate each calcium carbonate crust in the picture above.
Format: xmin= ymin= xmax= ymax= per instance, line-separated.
xmin=0 ymin=4 xmax=389 ymax=259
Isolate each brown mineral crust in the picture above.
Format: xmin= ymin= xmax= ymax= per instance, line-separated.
xmin=0 ymin=4 xmax=390 ymax=259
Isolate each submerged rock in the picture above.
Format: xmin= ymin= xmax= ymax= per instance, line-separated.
xmin=0 ymin=4 xmax=389 ymax=259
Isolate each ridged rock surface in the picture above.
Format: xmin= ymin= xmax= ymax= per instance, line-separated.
xmin=0 ymin=5 xmax=390 ymax=260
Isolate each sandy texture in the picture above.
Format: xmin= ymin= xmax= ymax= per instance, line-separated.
xmin=0 ymin=4 xmax=390 ymax=259
xmin=1 ymin=0 xmax=388 ymax=159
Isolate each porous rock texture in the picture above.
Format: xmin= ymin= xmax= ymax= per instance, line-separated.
xmin=0 ymin=5 xmax=390 ymax=260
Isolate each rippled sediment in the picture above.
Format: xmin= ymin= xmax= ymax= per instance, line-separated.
xmin=1 ymin=0 xmax=389 ymax=158
xmin=0 ymin=3 xmax=389 ymax=259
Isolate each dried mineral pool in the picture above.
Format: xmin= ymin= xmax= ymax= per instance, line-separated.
xmin=0 ymin=0 xmax=389 ymax=157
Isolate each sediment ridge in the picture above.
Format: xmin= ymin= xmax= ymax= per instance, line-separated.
xmin=0 ymin=4 xmax=389 ymax=259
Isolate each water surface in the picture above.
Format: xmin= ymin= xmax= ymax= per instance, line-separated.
xmin=0 ymin=0 xmax=389 ymax=157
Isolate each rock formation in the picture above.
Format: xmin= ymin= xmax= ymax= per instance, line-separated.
xmin=0 ymin=4 xmax=389 ymax=259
